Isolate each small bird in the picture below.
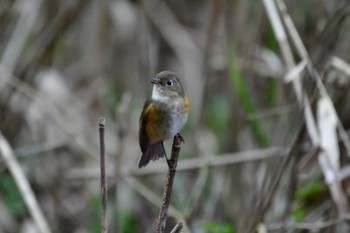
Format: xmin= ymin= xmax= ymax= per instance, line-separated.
xmin=138 ymin=71 xmax=189 ymax=168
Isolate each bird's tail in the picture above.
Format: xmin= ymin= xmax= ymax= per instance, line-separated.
xmin=138 ymin=141 xmax=165 ymax=168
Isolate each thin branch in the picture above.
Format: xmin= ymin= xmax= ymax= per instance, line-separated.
xmin=99 ymin=118 xmax=107 ymax=233
xmin=170 ymin=222 xmax=183 ymax=233
xmin=64 ymin=146 xmax=286 ymax=179
xmin=128 ymin=146 xmax=285 ymax=176
xmin=0 ymin=0 xmax=41 ymax=80
xmin=276 ymin=0 xmax=350 ymax=215
xmin=0 ymin=131 xmax=52 ymax=233
xmin=246 ymin=123 xmax=305 ymax=233
xmin=122 ymin=175 xmax=191 ymax=232
xmin=183 ymin=164 xmax=208 ymax=218
xmin=264 ymin=0 xmax=350 ymax=221
xmin=157 ymin=135 xmax=184 ymax=233
xmin=275 ymin=0 xmax=308 ymax=61
xmin=267 ymin=214 xmax=350 ymax=231
xmin=0 ymin=66 xmax=99 ymax=160
xmin=329 ymin=56 xmax=350 ymax=77
xmin=18 ymin=0 xmax=87 ymax=75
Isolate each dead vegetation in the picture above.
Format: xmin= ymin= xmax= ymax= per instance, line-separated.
xmin=1 ymin=0 xmax=350 ymax=232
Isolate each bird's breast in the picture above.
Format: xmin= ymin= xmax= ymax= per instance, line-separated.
xmin=166 ymin=98 xmax=188 ymax=136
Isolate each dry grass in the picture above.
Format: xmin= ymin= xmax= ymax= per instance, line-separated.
xmin=1 ymin=0 xmax=350 ymax=232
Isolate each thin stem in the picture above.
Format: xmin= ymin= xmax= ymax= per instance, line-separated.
xmin=157 ymin=135 xmax=183 ymax=233
xmin=99 ymin=117 xmax=107 ymax=233
xmin=0 ymin=131 xmax=52 ymax=233
xmin=170 ymin=222 xmax=183 ymax=233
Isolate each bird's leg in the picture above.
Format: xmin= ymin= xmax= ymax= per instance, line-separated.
xmin=176 ymin=133 xmax=185 ymax=143
xmin=162 ymin=143 xmax=172 ymax=168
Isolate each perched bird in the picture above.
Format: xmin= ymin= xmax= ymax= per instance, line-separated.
xmin=138 ymin=71 xmax=189 ymax=168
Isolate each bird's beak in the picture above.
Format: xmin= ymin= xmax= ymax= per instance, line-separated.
xmin=150 ymin=77 xmax=160 ymax=85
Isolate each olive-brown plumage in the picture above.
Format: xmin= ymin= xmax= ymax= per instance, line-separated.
xmin=138 ymin=71 xmax=189 ymax=168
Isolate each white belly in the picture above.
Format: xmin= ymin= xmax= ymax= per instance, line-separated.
xmin=169 ymin=114 xmax=187 ymax=136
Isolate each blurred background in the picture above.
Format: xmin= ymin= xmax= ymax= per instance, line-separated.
xmin=1 ymin=0 xmax=350 ymax=232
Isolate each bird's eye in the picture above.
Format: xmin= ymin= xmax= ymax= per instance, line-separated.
xmin=166 ymin=80 xmax=173 ymax=86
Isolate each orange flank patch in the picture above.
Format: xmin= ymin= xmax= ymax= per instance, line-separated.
xmin=144 ymin=102 xmax=161 ymax=140
xmin=184 ymin=96 xmax=190 ymax=113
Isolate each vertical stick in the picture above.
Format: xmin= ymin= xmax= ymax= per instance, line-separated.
xmin=157 ymin=134 xmax=183 ymax=233
xmin=99 ymin=117 xmax=107 ymax=233
xmin=0 ymin=131 xmax=52 ymax=233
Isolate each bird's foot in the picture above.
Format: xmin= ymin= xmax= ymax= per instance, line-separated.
xmin=176 ymin=133 xmax=185 ymax=143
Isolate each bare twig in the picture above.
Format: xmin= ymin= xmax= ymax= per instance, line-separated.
xmin=267 ymin=214 xmax=350 ymax=231
xmin=64 ymin=146 xmax=286 ymax=179
xmin=277 ymin=0 xmax=350 ymax=160
xmin=157 ymin=135 xmax=184 ymax=233
xmin=129 ymin=146 xmax=285 ymax=176
xmin=276 ymin=0 xmax=350 ymax=215
xmin=170 ymin=222 xmax=183 ymax=233
xmin=122 ymin=176 xmax=191 ymax=232
xmin=330 ymin=56 xmax=350 ymax=77
xmin=0 ymin=0 xmax=41 ymax=83
xmin=0 ymin=66 xmax=99 ymax=160
xmin=264 ymin=0 xmax=350 ymax=219
xmin=18 ymin=0 xmax=87 ymax=75
xmin=0 ymin=131 xmax=52 ymax=233
xmin=183 ymin=164 xmax=208 ymax=218
xmin=246 ymin=123 xmax=304 ymax=233
xmin=99 ymin=118 xmax=107 ymax=233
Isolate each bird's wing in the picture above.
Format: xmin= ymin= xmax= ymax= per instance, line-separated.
xmin=139 ymin=98 xmax=153 ymax=153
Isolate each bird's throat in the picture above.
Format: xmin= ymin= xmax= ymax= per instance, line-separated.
xmin=151 ymin=85 xmax=169 ymax=102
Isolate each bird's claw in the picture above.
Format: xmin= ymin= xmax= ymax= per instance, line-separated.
xmin=176 ymin=133 xmax=185 ymax=143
